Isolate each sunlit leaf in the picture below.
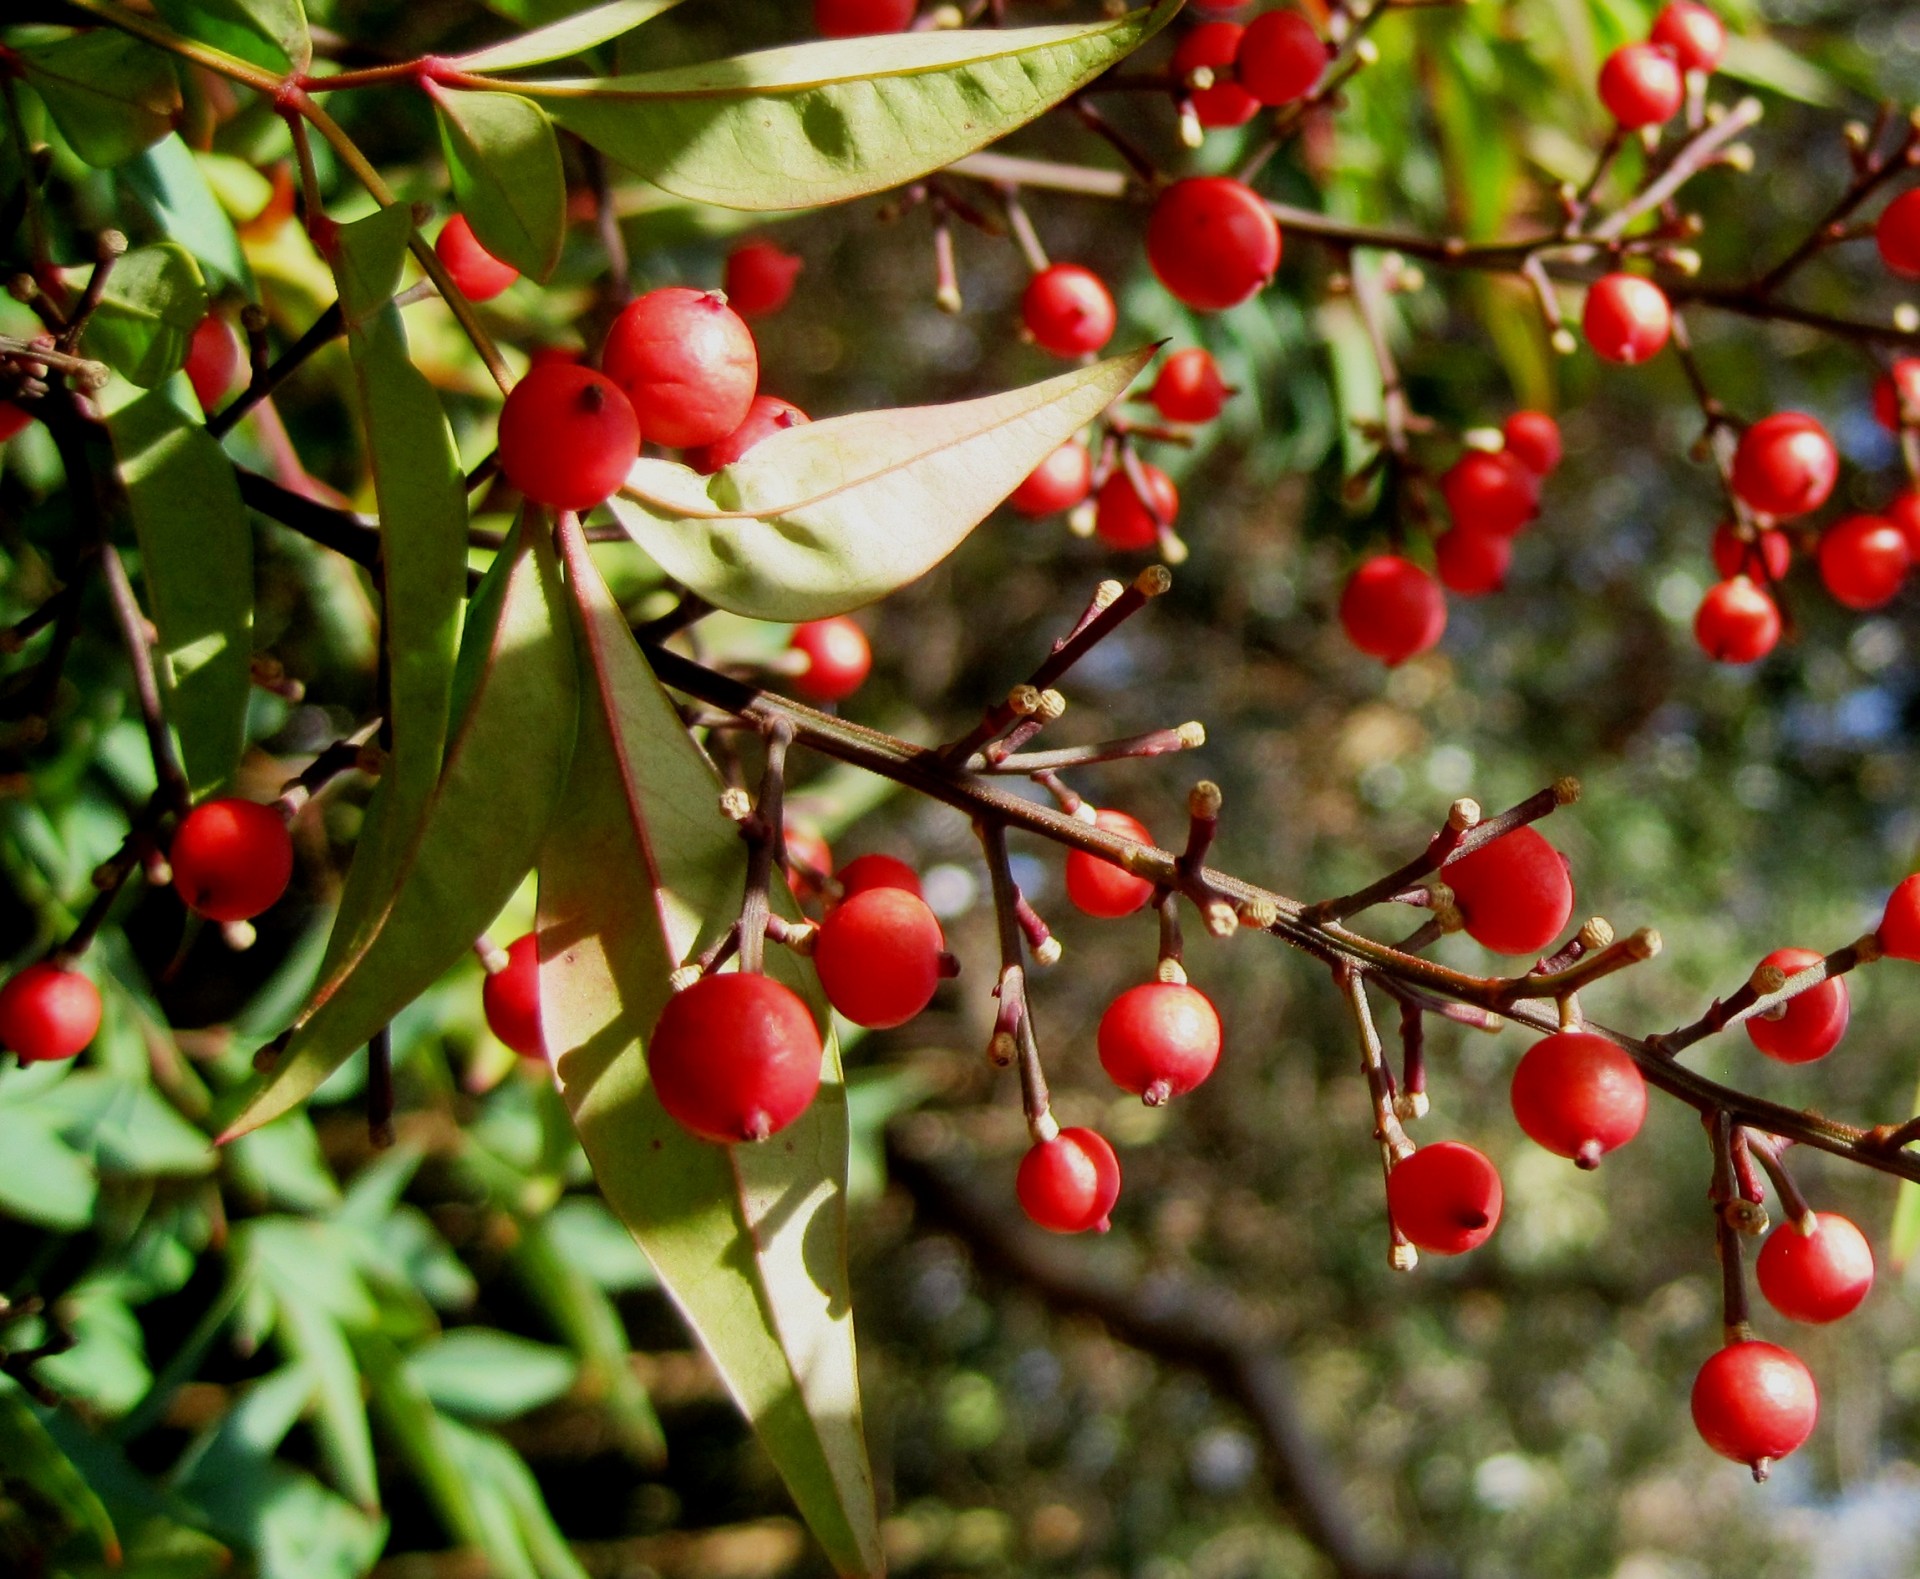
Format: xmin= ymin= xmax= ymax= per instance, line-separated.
xmin=408 ymin=1329 xmax=577 ymax=1421
xmin=431 ymin=89 xmax=567 ymax=282
xmin=453 ymin=0 xmax=684 ymax=73
xmin=152 ymin=0 xmax=311 ymax=74
xmin=18 ymin=31 xmax=181 ymax=170
xmin=79 ymin=243 xmax=208 ymax=389
xmin=123 ymin=135 xmax=253 ymax=293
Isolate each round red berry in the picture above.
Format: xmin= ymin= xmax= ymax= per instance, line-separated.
xmin=1098 ymin=981 xmax=1222 ymax=1105
xmin=1597 ymin=41 xmax=1683 ymax=128
xmin=1710 ymin=522 xmax=1790 ymax=582
xmin=1146 ymin=178 xmax=1282 ymax=312
xmin=1877 ymin=189 xmax=1920 ymax=280
xmin=1650 ymin=2 xmax=1726 ymax=74
xmin=814 ymin=0 xmax=914 ymax=36
xmin=813 ymin=887 xmax=944 ymax=1030
xmin=1732 ymin=412 xmax=1837 ymax=519
xmin=1694 ymin=577 xmax=1781 ymax=664
xmin=783 ymin=823 xmax=833 ymax=901
xmin=834 ymin=853 xmax=922 ymax=903
xmin=1386 ymin=1141 xmax=1503 ymax=1256
xmin=1434 ymin=528 xmax=1511 ymax=596
xmin=1757 ymin=1213 xmax=1874 ymax=1325
xmin=1509 ymin=1030 xmax=1647 ymax=1167
xmin=1889 ymin=490 xmax=1920 ymax=559
xmin=1691 ymin=1342 xmax=1817 ymax=1474
xmin=1094 ymin=464 xmax=1179 ymax=551
xmin=647 ymin=971 xmax=822 ymax=1143
xmin=0 ymin=963 xmax=102 ymax=1063
xmin=1338 ymin=555 xmax=1446 ymax=666
xmin=1441 ymin=449 xmax=1539 ymax=537
xmin=171 ymin=797 xmax=295 ymax=923
xmin=1818 ymin=514 xmax=1909 ymax=610
xmin=497 ymin=362 xmax=640 ymax=512
xmin=1443 ymin=826 xmax=1573 ymax=957
xmin=1065 ymin=809 xmax=1156 ymax=920
xmin=1235 ymin=9 xmax=1327 ymax=105
xmin=1010 ymin=441 xmax=1093 ymax=517
xmin=1879 ymin=873 xmax=1920 ymax=960
xmin=1746 ymin=946 xmax=1849 ymax=1064
xmin=1150 ymin=348 xmax=1230 ymax=424
xmin=1022 ymin=264 xmax=1117 ymax=359
xmin=185 ymin=314 xmax=243 ymax=412
xmin=685 ymin=395 xmax=808 ymax=475
xmin=1502 ymin=410 xmax=1562 ymax=476
xmin=1872 ymin=358 xmax=1920 ymax=431
xmin=789 ymin=617 xmax=871 ymax=703
xmin=1172 ymin=23 xmax=1258 ymax=129
xmin=1017 ymin=1127 xmax=1121 ymax=1233
xmin=435 ymin=213 xmax=519 ymax=303
xmin=602 ymin=287 xmax=758 ymax=450
xmin=483 ymin=933 xmax=544 ymax=1060
xmin=724 ymin=239 xmax=804 ymax=317
xmin=1582 ymin=274 xmax=1672 ymax=365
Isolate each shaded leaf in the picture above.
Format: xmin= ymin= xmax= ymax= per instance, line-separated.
xmin=409 ymin=1329 xmax=578 ymax=1421
xmin=0 ymin=1378 xmax=119 ymax=1565
xmin=79 ymin=242 xmax=209 ymax=389
xmin=123 ymin=135 xmax=253 ymax=293
xmin=36 ymin=1071 xmax=214 ymax=1177
xmin=274 ymin=1299 xmax=378 ymax=1510
xmin=152 ymin=0 xmax=311 ymax=74
xmin=431 ymin=89 xmax=567 ymax=282
xmin=18 ymin=31 xmax=180 ymax=170
xmin=455 ymin=0 xmax=684 ymax=73
xmin=0 ymin=1106 xmax=98 ymax=1229
xmin=440 ymin=1417 xmax=591 ymax=1579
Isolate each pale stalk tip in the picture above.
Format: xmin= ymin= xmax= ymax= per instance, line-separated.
xmin=1176 ymin=721 xmax=1207 ymax=748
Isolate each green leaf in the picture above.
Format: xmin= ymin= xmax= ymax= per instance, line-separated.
xmin=221 ymin=514 xmax=577 ymax=1139
xmin=1719 ymin=33 xmax=1841 ymax=107
xmin=544 ymin=1195 xmax=657 ymax=1291
xmin=532 ymin=2 xmax=1178 ymax=210
xmin=123 ymin=136 xmax=253 ymax=293
xmin=440 ymin=1417 xmax=590 ymax=1579
xmin=274 ymin=1299 xmax=378 ymax=1510
xmin=152 ymin=0 xmax=312 ymax=74
xmin=18 ymin=31 xmax=181 ymax=170
xmin=79 ymin=243 xmax=209 ymax=390
xmin=36 ymin=1071 xmax=214 ymax=1177
xmin=0 ymin=1378 xmax=120 ymax=1564
xmin=431 ymin=89 xmax=567 ymax=282
xmin=606 ymin=348 xmax=1149 ymax=620
xmin=454 ymin=0 xmax=684 ymax=73
xmin=0 ymin=1105 xmax=98 ymax=1229
xmin=408 ymin=1330 xmax=578 ymax=1421
xmin=106 ymin=377 xmax=255 ymax=797
xmin=35 ymin=1285 xmax=152 ymax=1416
xmin=538 ymin=521 xmax=881 ymax=1576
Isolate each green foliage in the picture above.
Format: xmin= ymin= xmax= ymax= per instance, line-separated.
xmin=78 ymin=243 xmax=208 ymax=390
xmin=150 ymin=0 xmax=310 ymax=76
xmin=432 ymin=89 xmax=568 ymax=282
xmin=16 ymin=31 xmax=180 ymax=170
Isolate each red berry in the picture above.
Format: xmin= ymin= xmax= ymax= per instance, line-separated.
xmin=1597 ymin=42 xmax=1683 ymax=128
xmin=814 ymin=0 xmax=915 ymax=35
xmin=1098 ymin=982 xmax=1222 ymax=1105
xmin=483 ymin=933 xmax=544 ymax=1060
xmin=1582 ymin=274 xmax=1672 ymax=365
xmin=1691 ymin=1342 xmax=1817 ymax=1474
xmin=1650 ymin=2 xmax=1726 ymax=74
xmin=1235 ymin=9 xmax=1327 ymax=106
xmin=1879 ymin=873 xmax=1920 ymax=959
xmin=1440 ymin=449 xmax=1539 ymax=537
xmin=1172 ymin=23 xmax=1259 ymax=129
xmin=1877 ymin=189 xmax=1920 ymax=280
xmin=1010 ymin=441 xmax=1093 ymax=517
xmin=1746 ymin=946 xmax=1849 ymax=1064
xmin=1094 ymin=464 xmax=1179 ymax=551
xmin=724 ymin=239 xmax=804 ymax=317
xmin=1502 ymin=410 xmax=1562 ymax=476
xmin=435 ymin=214 xmax=519 ymax=303
xmin=1022 ymin=264 xmax=1117 ymax=359
xmin=497 ymin=363 xmax=640 ymax=512
xmin=1065 ymin=809 xmax=1156 ymax=920
xmin=834 ymin=853 xmax=922 ymax=903
xmin=1732 ymin=412 xmax=1837 ymax=519
xmin=0 ymin=402 xmax=33 ymax=443
xmin=171 ymin=798 xmax=294 ymax=922
xmin=1146 ymin=178 xmax=1282 ymax=312
xmin=783 ymin=823 xmax=833 ymax=900
xmin=1818 ymin=515 xmax=1909 ymax=609
xmin=0 ymin=964 xmax=102 ymax=1063
xmin=812 ymin=887 xmax=944 ymax=1030
xmin=790 ymin=617 xmax=871 ymax=703
xmin=1150 ymin=348 xmax=1230 ymax=424
xmin=1710 ymin=522 xmax=1790 ymax=582
xmin=684 ymin=395 xmax=808 ymax=474
xmin=184 ymin=314 xmax=243 ymax=412
xmin=1017 ymin=1127 xmax=1121 ymax=1233
xmin=1872 ymin=358 xmax=1920 ymax=431
xmin=1386 ymin=1141 xmax=1503 ymax=1256
xmin=1338 ymin=555 xmax=1446 ymax=666
xmin=1443 ymin=826 xmax=1573 ymax=957
xmin=1694 ymin=577 xmax=1781 ymax=664
xmin=647 ymin=971 xmax=823 ymax=1143
xmin=1509 ymin=1030 xmax=1647 ymax=1167
xmin=602 ymin=287 xmax=758 ymax=449
xmin=1889 ymin=490 xmax=1920 ymax=559
xmin=1757 ymin=1213 xmax=1874 ymax=1324
xmin=1434 ymin=528 xmax=1511 ymax=596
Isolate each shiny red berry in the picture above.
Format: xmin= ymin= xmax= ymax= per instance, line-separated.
xmin=783 ymin=823 xmax=833 ymax=900
xmin=1650 ymin=2 xmax=1726 ymax=74
xmin=1732 ymin=412 xmax=1837 ymax=519
xmin=1094 ymin=464 xmax=1178 ymax=551
xmin=1598 ymin=42 xmax=1683 ymax=127
xmin=1710 ymin=522 xmax=1790 ymax=582
xmin=1146 ymin=177 xmax=1282 ymax=312
xmin=1877 ymin=189 xmax=1920 ymax=280
xmin=1691 ymin=1342 xmax=1817 ymax=1475
xmin=1235 ymin=9 xmax=1327 ymax=105
xmin=1502 ymin=410 xmax=1562 ymax=476
xmin=1582 ymin=274 xmax=1671 ymax=365
xmin=1010 ymin=441 xmax=1093 ymax=516
xmin=483 ymin=933 xmax=544 ymax=1060
xmin=815 ymin=0 xmax=915 ymax=35
xmin=1746 ymin=946 xmax=1849 ymax=1064
xmin=685 ymin=395 xmax=808 ymax=474
xmin=647 ymin=971 xmax=823 ymax=1143
xmin=834 ymin=853 xmax=922 ymax=903
xmin=185 ymin=314 xmax=243 ymax=412
xmin=1818 ymin=514 xmax=1909 ymax=609
xmin=1509 ymin=1030 xmax=1647 ymax=1167
xmin=1098 ymin=982 xmax=1222 ymax=1105
xmin=813 ymin=887 xmax=944 ymax=1030
xmin=0 ymin=964 xmax=102 ymax=1063
xmin=1443 ymin=826 xmax=1573 ymax=957
xmin=1386 ymin=1141 xmax=1503 ymax=1256
xmin=1172 ymin=23 xmax=1259 ymax=129
xmin=1338 ymin=555 xmax=1446 ymax=666
xmin=1017 ymin=1127 xmax=1121 ymax=1233
xmin=602 ymin=287 xmax=758 ymax=449
xmin=1757 ymin=1213 xmax=1874 ymax=1325
xmin=1022 ymin=264 xmax=1117 ymax=358
xmin=1065 ymin=809 xmax=1156 ymax=919
xmin=171 ymin=798 xmax=294 ymax=922
xmin=435 ymin=213 xmax=518 ymax=303
xmin=1434 ymin=528 xmax=1511 ymax=596
xmin=724 ymin=239 xmax=804 ymax=317
xmin=1879 ymin=873 xmax=1920 ymax=959
xmin=1872 ymin=358 xmax=1920 ymax=430
xmin=1694 ymin=577 xmax=1781 ymax=664
xmin=1889 ymin=490 xmax=1920 ymax=559
xmin=790 ymin=617 xmax=871 ymax=703
xmin=1441 ymin=449 xmax=1538 ymax=537
xmin=1149 ymin=348 xmax=1230 ymax=424
xmin=497 ymin=363 xmax=640 ymax=512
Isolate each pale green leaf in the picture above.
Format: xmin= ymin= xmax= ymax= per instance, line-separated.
xmin=408 ymin=1330 xmax=578 ymax=1421
xmin=18 ymin=31 xmax=181 ymax=170
xmin=431 ymin=89 xmax=567 ymax=282
xmin=454 ymin=0 xmax=684 ymax=73
xmin=123 ymin=135 xmax=253 ymax=293
xmin=0 ymin=1107 xmax=97 ymax=1230
xmin=79 ymin=243 xmax=209 ymax=389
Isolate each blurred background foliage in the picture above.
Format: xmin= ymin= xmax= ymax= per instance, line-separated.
xmin=9 ymin=0 xmax=1920 ymax=1577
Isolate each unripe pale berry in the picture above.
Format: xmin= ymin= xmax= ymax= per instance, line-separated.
xmin=1597 ymin=42 xmax=1683 ymax=128
xmin=1149 ymin=348 xmax=1231 ymax=424
xmin=1889 ymin=490 xmax=1920 ymax=559
xmin=497 ymin=363 xmax=641 ymax=512
xmin=171 ymin=798 xmax=295 ymax=922
xmin=1732 ymin=412 xmax=1837 ymax=519
xmin=1582 ymin=274 xmax=1672 ymax=365
xmin=1746 ymin=946 xmax=1849 ymax=1064
xmin=1434 ymin=528 xmax=1511 ymax=596
xmin=1443 ymin=826 xmax=1573 ymax=956
xmin=1010 ymin=441 xmax=1093 ymax=516
xmin=834 ymin=853 xmax=922 ymax=903
xmin=1691 ymin=1341 xmax=1817 ymax=1474
xmin=647 ymin=971 xmax=823 ymax=1143
xmin=0 ymin=964 xmax=103 ymax=1063
xmin=483 ymin=933 xmax=544 ymax=1060
xmin=1338 ymin=555 xmax=1446 ymax=666
xmin=1872 ymin=358 xmax=1920 ymax=431
xmin=1094 ymin=464 xmax=1179 ymax=551
xmin=685 ymin=395 xmax=808 ymax=474
xmin=1022 ymin=264 xmax=1117 ymax=358
xmin=1098 ymin=981 xmax=1223 ymax=1105
xmin=1818 ymin=515 xmax=1909 ymax=610
xmin=724 ymin=239 xmax=804 ymax=317
xmin=435 ymin=214 xmax=518 ymax=302
xmin=812 ymin=887 xmax=944 ymax=1029
xmin=1878 ymin=873 xmax=1920 ymax=959
xmin=1386 ymin=1141 xmax=1503 ymax=1255
xmin=1877 ymin=189 xmax=1920 ymax=280
xmin=1502 ymin=410 xmax=1562 ymax=476
xmin=1172 ymin=23 xmax=1259 ymax=129
xmin=602 ymin=287 xmax=758 ymax=449
xmin=815 ymin=0 xmax=915 ymax=36
xmin=1757 ymin=1212 xmax=1874 ymax=1324
xmin=185 ymin=314 xmax=244 ymax=412
xmin=1650 ymin=2 xmax=1727 ymax=74
xmin=1146 ymin=178 xmax=1282 ymax=312
xmin=1017 ymin=1127 xmax=1121 ymax=1233
xmin=1509 ymin=1030 xmax=1647 ymax=1167
xmin=1441 ymin=449 xmax=1538 ymax=537
xmin=1694 ymin=577 xmax=1781 ymax=664
xmin=1065 ymin=808 xmax=1156 ymax=919
xmin=1235 ymin=10 xmax=1327 ymax=106
xmin=790 ymin=617 xmax=871 ymax=703
xmin=1710 ymin=522 xmax=1790 ymax=582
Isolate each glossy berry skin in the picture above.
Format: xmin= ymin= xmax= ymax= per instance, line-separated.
xmin=0 ymin=964 xmax=102 ymax=1063
xmin=1710 ymin=522 xmax=1790 ymax=582
xmin=1065 ymin=809 xmax=1156 ymax=920
xmin=1338 ymin=556 xmax=1446 ymax=666
xmin=1094 ymin=464 xmax=1179 ymax=551
xmin=1434 ymin=528 xmax=1511 ymax=597
xmin=813 ymin=887 xmax=944 ymax=1030
xmin=1582 ymin=274 xmax=1671 ymax=365
xmin=185 ymin=315 xmax=243 ymax=412
xmin=1172 ymin=23 xmax=1258 ymax=129
xmin=790 ymin=617 xmax=871 ymax=703
xmin=435 ymin=214 xmax=518 ymax=302
xmin=1818 ymin=515 xmax=1909 ymax=610
xmin=724 ymin=239 xmax=804 ymax=317
xmin=1010 ymin=441 xmax=1093 ymax=516
xmin=1597 ymin=42 xmax=1683 ymax=128
xmin=1386 ymin=1141 xmax=1502 ymax=1256
xmin=1691 ymin=1342 xmax=1817 ymax=1473
xmin=815 ymin=0 xmax=914 ymax=36
xmin=1877 ymin=189 xmax=1920 ymax=280
xmin=1022 ymin=264 xmax=1117 ymax=358
xmin=1441 ymin=449 xmax=1538 ymax=537
xmin=602 ymin=287 xmax=758 ymax=449
xmin=1871 ymin=358 xmax=1920 ymax=430
xmin=1150 ymin=348 xmax=1230 ymax=424
xmin=685 ymin=395 xmax=808 ymax=474
xmin=1694 ymin=577 xmax=1781 ymax=664
xmin=483 ymin=934 xmax=544 ymax=1060
xmin=171 ymin=798 xmax=294 ymax=922
xmin=1879 ymin=873 xmax=1920 ymax=959
xmin=834 ymin=853 xmax=922 ymax=903
xmin=1146 ymin=178 xmax=1282 ymax=312
xmin=1746 ymin=946 xmax=1849 ymax=1064
xmin=497 ymin=363 xmax=640 ymax=512
xmin=1889 ymin=490 xmax=1920 ymax=559
xmin=1098 ymin=982 xmax=1222 ymax=1105
xmin=1732 ymin=413 xmax=1838 ymax=519
xmin=1757 ymin=1213 xmax=1874 ymax=1324
xmin=783 ymin=824 xmax=833 ymax=899
xmin=1502 ymin=410 xmax=1562 ymax=476
xmin=1235 ymin=10 xmax=1327 ymax=106
xmin=1651 ymin=2 xmax=1727 ymax=74
xmin=1509 ymin=1030 xmax=1647 ymax=1167
xmin=1443 ymin=826 xmax=1573 ymax=957
xmin=647 ymin=971 xmax=822 ymax=1144
xmin=1017 ymin=1127 xmax=1121 ymax=1234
